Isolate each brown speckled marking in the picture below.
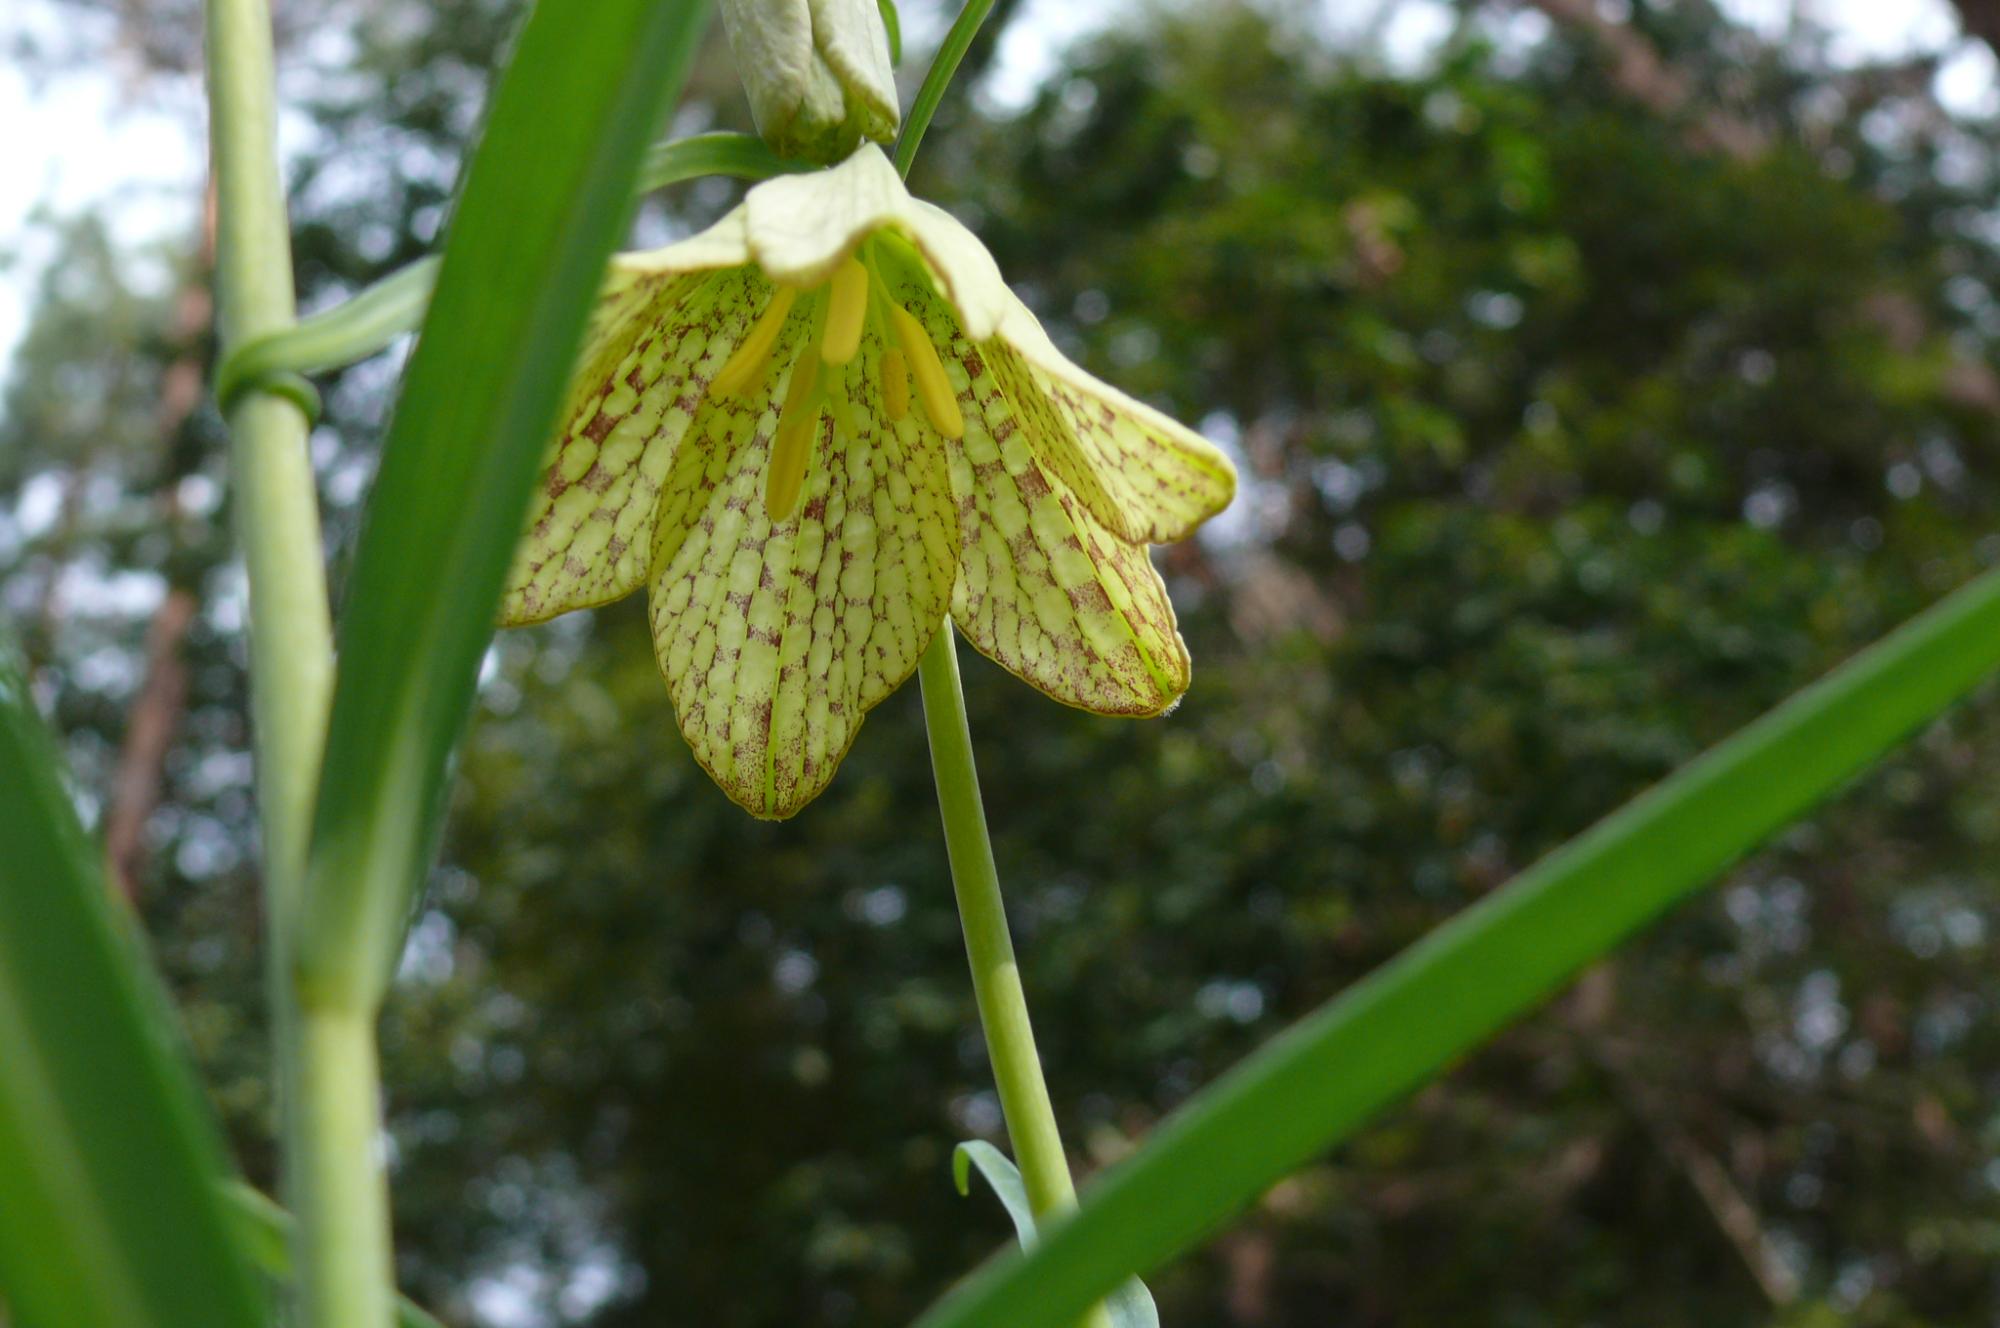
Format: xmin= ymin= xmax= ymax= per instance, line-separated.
xmin=644 ymin=314 xmax=957 ymax=818
xmin=499 ymin=241 xmax=1232 ymax=820
xmin=884 ymin=275 xmax=1194 ymax=714
xmin=500 ymin=268 xmax=764 ymax=627
xmin=992 ymin=327 xmax=1234 ymax=547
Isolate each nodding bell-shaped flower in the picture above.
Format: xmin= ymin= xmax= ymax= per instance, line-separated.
xmin=501 ymin=144 xmax=1236 ymax=818
xmin=718 ymin=0 xmax=899 ymax=162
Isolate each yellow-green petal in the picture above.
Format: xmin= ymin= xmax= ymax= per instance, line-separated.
xmin=616 ymin=205 xmax=754 ymax=278
xmin=993 ymin=292 xmax=1237 ymax=545
xmin=646 ymin=306 xmax=959 ymax=817
xmin=740 ymin=145 xmax=1011 ymax=338
xmin=501 ymin=269 xmax=765 ymax=625
xmin=896 ymin=282 xmax=1193 ymax=715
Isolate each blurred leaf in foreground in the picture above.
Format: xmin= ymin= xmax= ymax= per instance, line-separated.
xmin=0 ymin=644 xmax=266 ymax=1328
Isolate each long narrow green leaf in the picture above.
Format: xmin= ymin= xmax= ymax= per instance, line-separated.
xmin=916 ymin=567 xmax=2000 ymax=1328
xmin=954 ymin=1142 xmax=1037 ymax=1246
xmin=877 ymin=0 xmax=902 ymax=65
xmin=953 ymin=1143 xmax=1159 ymax=1328
xmin=211 ymin=132 xmax=805 ymax=412
xmin=297 ymin=0 xmax=714 ymax=1007
xmin=213 ymin=257 xmax=438 ymax=415
xmin=0 ymin=649 xmax=267 ymax=1328
xmin=634 ymin=130 xmax=805 ymax=194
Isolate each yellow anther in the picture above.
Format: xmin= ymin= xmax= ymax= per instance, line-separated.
xmin=765 ymin=352 xmax=822 ymax=521
xmin=889 ymin=304 xmax=963 ymax=440
xmin=711 ymin=285 xmax=799 ymax=398
xmin=880 ymin=346 xmax=910 ymax=421
xmin=821 ymin=258 xmax=869 ymax=366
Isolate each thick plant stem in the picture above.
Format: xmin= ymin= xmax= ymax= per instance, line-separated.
xmin=204 ymin=1 xmax=391 ymax=1325
xmin=295 ymin=1006 xmax=396 ymax=1328
xmin=206 ymin=0 xmax=328 ymax=869
xmin=918 ymin=627 xmax=1112 ymax=1328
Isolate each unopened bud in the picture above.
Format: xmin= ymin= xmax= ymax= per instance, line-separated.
xmin=720 ymin=0 xmax=900 ymax=163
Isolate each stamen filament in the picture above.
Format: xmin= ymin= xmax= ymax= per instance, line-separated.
xmin=711 ymin=285 xmax=799 ymax=398
xmin=821 ymin=258 xmax=869 ymax=366
xmin=881 ymin=346 xmax=910 ymax=421
xmin=765 ymin=353 xmax=822 ymax=521
xmin=890 ymin=304 xmax=963 ymax=439
xmin=824 ymin=368 xmax=862 ymax=442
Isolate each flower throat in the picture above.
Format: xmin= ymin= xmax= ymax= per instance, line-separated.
xmin=707 ymin=240 xmax=965 ymax=522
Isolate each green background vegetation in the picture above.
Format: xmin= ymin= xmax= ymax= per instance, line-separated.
xmin=7 ymin=1 xmax=2000 ymax=1324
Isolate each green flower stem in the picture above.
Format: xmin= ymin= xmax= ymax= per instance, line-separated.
xmin=223 ymin=1183 xmax=445 ymax=1328
xmin=917 ymin=626 xmax=1112 ymax=1328
xmin=205 ymin=0 xmax=330 ymax=900
xmin=894 ymin=0 xmax=995 ymax=176
xmin=204 ymin=1 xmax=390 ymax=1325
xmin=294 ymin=1007 xmax=395 ymax=1328
xmin=917 ymin=628 xmax=1069 ymax=1211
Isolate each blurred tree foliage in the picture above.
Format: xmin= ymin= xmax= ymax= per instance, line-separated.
xmin=7 ymin=1 xmax=2000 ymax=1325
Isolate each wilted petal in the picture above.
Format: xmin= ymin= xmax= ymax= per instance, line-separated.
xmin=646 ymin=306 xmax=958 ymax=817
xmin=502 ymin=268 xmax=765 ymax=625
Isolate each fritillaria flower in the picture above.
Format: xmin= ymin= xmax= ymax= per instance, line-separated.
xmin=502 ymin=144 xmax=1235 ymax=817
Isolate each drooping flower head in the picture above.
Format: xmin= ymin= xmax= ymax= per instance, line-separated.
xmin=502 ymin=145 xmax=1235 ymax=818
